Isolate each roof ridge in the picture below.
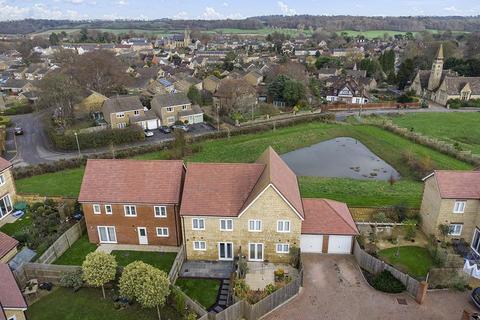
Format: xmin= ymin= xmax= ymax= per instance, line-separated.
xmin=87 ymin=158 xmax=183 ymax=163
xmin=323 ymin=199 xmax=357 ymax=234
xmin=186 ymin=162 xmax=264 ymax=166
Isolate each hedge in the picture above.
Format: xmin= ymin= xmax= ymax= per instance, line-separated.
xmin=48 ymin=125 xmax=145 ymax=151
xmin=3 ymin=103 xmax=34 ymax=115
xmin=448 ymin=98 xmax=480 ymax=109
xmin=0 ymin=116 xmax=11 ymax=127
xmin=371 ymin=270 xmax=406 ymax=293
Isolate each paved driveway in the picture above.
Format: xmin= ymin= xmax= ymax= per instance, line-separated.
xmin=265 ymin=254 xmax=476 ymax=320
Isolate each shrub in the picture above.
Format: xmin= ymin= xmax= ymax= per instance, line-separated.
xmin=289 ymin=246 xmax=301 ymax=268
xmin=392 ymin=205 xmax=408 ymax=222
xmin=172 ymin=287 xmax=186 ymax=316
xmin=372 ymin=212 xmax=387 ymax=223
xmin=265 ymin=283 xmax=278 ymax=295
xmin=396 ymin=95 xmax=416 ymax=103
xmin=274 ymin=268 xmax=285 ymax=282
xmin=234 ymin=279 xmax=250 ymax=299
xmin=371 ymin=270 xmax=405 ymax=293
xmin=238 ymin=255 xmax=248 ymax=279
xmin=60 ymin=269 xmax=84 ymax=291
xmin=3 ymin=102 xmax=33 ymax=115
xmin=185 ymin=311 xmax=197 ymax=320
xmin=403 ymin=219 xmax=417 ymax=240
xmin=0 ymin=116 xmax=11 ymax=126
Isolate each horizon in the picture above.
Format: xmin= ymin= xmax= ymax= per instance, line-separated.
xmin=1 ymin=0 xmax=480 ymax=21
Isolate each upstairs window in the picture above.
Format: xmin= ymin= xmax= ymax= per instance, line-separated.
xmin=124 ymin=205 xmax=137 ymax=217
xmin=192 ymin=218 xmax=205 ymax=230
xmin=277 ymin=220 xmax=291 ymax=233
xmin=220 ymin=219 xmax=233 ymax=231
xmin=248 ymin=220 xmax=262 ymax=232
xmin=154 ymin=206 xmax=167 ymax=217
xmin=453 ymin=201 xmax=466 ymax=214
xmin=93 ymin=204 xmax=101 ymax=214
xmin=105 ymin=204 xmax=112 ymax=215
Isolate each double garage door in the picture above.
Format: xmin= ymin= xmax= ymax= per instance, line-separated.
xmin=300 ymin=235 xmax=353 ymax=254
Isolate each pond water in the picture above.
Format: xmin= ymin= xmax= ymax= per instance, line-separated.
xmin=281 ymin=137 xmax=401 ymax=180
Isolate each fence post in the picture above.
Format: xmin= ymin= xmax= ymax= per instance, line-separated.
xmin=415 ymin=281 xmax=428 ymax=304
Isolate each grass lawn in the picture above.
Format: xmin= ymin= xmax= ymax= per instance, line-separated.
xmin=175 ymin=278 xmax=220 ymax=309
xmin=111 ymin=250 xmax=177 ymax=273
xmin=391 ymin=112 xmax=480 ymax=155
xmin=16 ymin=122 xmax=472 ymax=207
xmin=377 ymin=246 xmax=434 ymax=278
xmin=0 ymin=211 xmax=32 ymax=236
xmin=26 ymin=287 xmax=180 ymax=320
xmin=53 ymin=234 xmax=97 ymax=266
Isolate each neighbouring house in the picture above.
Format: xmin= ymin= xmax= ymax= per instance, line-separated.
xmin=0 ymin=80 xmax=35 ymax=95
xmin=78 ymin=159 xmax=185 ymax=247
xmin=173 ymin=77 xmax=203 ymax=93
xmin=409 ymin=44 xmax=480 ymax=106
xmin=202 ymin=75 xmax=221 ymax=93
xmin=180 ymin=147 xmax=358 ymax=263
xmin=317 ymin=68 xmax=340 ymax=79
xmin=325 ymin=77 xmax=369 ymax=104
xmin=151 ymin=92 xmax=203 ymax=126
xmin=73 ymin=90 xmax=108 ymax=116
xmin=213 ymin=78 xmax=257 ymax=114
xmin=101 ymin=95 xmax=146 ymax=129
xmin=0 ymin=264 xmax=27 ymax=320
xmin=0 ymin=158 xmax=15 ymax=222
xmin=420 ymin=170 xmax=480 ymax=248
xmin=0 ymin=232 xmax=18 ymax=263
xmin=243 ymin=70 xmax=263 ymax=87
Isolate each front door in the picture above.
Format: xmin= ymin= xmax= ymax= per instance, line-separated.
xmin=218 ymin=242 xmax=233 ymax=261
xmin=138 ymin=227 xmax=148 ymax=245
xmin=249 ymin=243 xmax=264 ymax=261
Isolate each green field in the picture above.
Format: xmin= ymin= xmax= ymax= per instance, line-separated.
xmin=337 ymin=29 xmax=468 ymax=39
xmin=391 ymin=112 xmax=480 ymax=155
xmin=16 ymin=122 xmax=471 ymax=208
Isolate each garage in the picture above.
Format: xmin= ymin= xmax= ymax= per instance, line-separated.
xmin=327 ymin=235 xmax=353 ymax=254
xmin=300 ymin=235 xmax=323 ymax=253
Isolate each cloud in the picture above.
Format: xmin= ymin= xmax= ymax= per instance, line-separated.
xmin=200 ymin=7 xmax=224 ymax=19
xmin=117 ymin=0 xmax=128 ymax=5
xmin=173 ymin=11 xmax=189 ymax=19
xmin=0 ymin=1 xmax=87 ymax=21
xmin=278 ymin=1 xmax=296 ymax=15
xmin=67 ymin=0 xmax=86 ymax=4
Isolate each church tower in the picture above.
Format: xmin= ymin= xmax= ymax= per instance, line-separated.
xmin=427 ymin=44 xmax=444 ymax=91
xmin=184 ymin=28 xmax=191 ymax=47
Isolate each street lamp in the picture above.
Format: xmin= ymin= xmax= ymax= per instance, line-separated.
xmin=74 ymin=132 xmax=81 ymax=158
xmin=216 ymin=105 xmax=220 ymax=132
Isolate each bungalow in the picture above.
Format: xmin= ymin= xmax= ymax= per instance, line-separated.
xmin=78 ymin=159 xmax=185 ymax=247
xmin=0 ymin=264 xmax=27 ymax=320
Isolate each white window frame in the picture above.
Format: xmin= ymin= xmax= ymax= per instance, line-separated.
xmin=182 ymin=105 xmax=188 ymax=110
xmin=116 ymin=112 xmax=125 ymax=118
xmin=448 ymin=223 xmax=463 ymax=236
xmin=193 ymin=241 xmax=206 ymax=251
xmin=248 ymin=219 xmax=262 ymax=232
xmin=124 ymin=205 xmax=137 ymax=217
xmin=248 ymin=242 xmax=264 ymax=261
xmin=167 ymin=116 xmax=175 ymax=124
xmin=97 ymin=226 xmax=117 ymax=244
xmin=0 ymin=174 xmax=5 ymax=186
xmin=133 ymin=110 xmax=140 ymax=116
xmin=453 ymin=201 xmax=466 ymax=214
xmin=117 ymin=122 xmax=126 ymax=129
xmin=0 ymin=194 xmax=12 ymax=219
xmin=93 ymin=204 xmax=101 ymax=215
xmin=218 ymin=242 xmax=234 ymax=261
xmin=154 ymin=205 xmax=167 ymax=218
xmin=166 ymin=106 xmax=174 ymax=112
xmin=156 ymin=227 xmax=169 ymax=237
xmin=219 ymin=219 xmax=233 ymax=231
xmin=7 ymin=316 xmax=16 ymax=320
xmin=276 ymin=243 xmax=290 ymax=254
xmin=471 ymin=228 xmax=480 ymax=255
xmin=277 ymin=220 xmax=291 ymax=233
xmin=192 ymin=218 xmax=205 ymax=230
xmin=105 ymin=204 xmax=112 ymax=215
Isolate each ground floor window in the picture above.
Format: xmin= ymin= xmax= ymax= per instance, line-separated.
xmin=218 ymin=242 xmax=233 ymax=260
xmin=448 ymin=223 xmax=463 ymax=236
xmin=193 ymin=241 xmax=206 ymax=251
xmin=0 ymin=194 xmax=12 ymax=219
xmin=472 ymin=228 xmax=480 ymax=254
xmin=276 ymin=243 xmax=289 ymax=253
xmin=156 ymin=227 xmax=169 ymax=237
xmin=249 ymin=243 xmax=264 ymax=261
xmin=98 ymin=226 xmax=117 ymax=243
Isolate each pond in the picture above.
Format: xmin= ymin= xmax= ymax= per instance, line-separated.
xmin=281 ymin=137 xmax=401 ymax=180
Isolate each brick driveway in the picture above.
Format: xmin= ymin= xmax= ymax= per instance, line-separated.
xmin=264 ymin=254 xmax=476 ymax=320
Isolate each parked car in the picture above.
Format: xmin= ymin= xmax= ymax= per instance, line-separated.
xmin=14 ymin=126 xmax=23 ymax=135
xmin=171 ymin=124 xmax=189 ymax=132
xmin=159 ymin=126 xmax=172 ymax=134
xmin=471 ymin=288 xmax=480 ymax=309
xmin=144 ymin=129 xmax=154 ymax=137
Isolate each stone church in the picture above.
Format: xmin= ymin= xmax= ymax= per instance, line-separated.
xmin=161 ymin=29 xmax=191 ymax=50
xmin=409 ymin=44 xmax=480 ymax=106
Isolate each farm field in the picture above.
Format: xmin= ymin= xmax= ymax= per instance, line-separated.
xmin=390 ymin=112 xmax=480 ymax=155
xmin=16 ymin=122 xmax=472 ymax=208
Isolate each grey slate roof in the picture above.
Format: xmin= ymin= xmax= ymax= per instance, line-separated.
xmin=178 ymin=105 xmax=203 ymax=117
xmin=102 ymin=95 xmax=143 ymax=116
xmin=151 ymin=92 xmax=190 ymax=110
xmin=443 ymin=76 xmax=480 ymax=95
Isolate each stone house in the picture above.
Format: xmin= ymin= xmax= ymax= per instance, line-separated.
xmin=150 ymin=92 xmax=203 ymax=126
xmin=0 ymin=158 xmax=16 ymax=222
xmin=420 ymin=170 xmax=480 ymax=251
xmin=78 ymin=159 xmax=185 ymax=247
xmin=202 ymin=75 xmax=221 ymax=93
xmin=0 ymin=232 xmax=18 ymax=263
xmin=180 ymin=147 xmax=358 ymax=263
xmin=101 ymin=95 xmax=145 ymax=129
xmin=0 ymin=264 xmax=27 ymax=320
xmin=243 ymin=70 xmax=263 ymax=87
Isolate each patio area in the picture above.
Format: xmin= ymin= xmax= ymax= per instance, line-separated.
xmin=95 ymin=243 xmax=180 ymax=254
xmin=180 ymin=260 xmax=234 ymax=279
xmin=245 ymin=262 xmax=298 ymax=290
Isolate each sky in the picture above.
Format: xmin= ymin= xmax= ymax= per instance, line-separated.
xmin=1 ymin=0 xmax=479 ymax=21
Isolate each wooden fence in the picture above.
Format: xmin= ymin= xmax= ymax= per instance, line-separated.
xmin=36 ymin=219 xmax=86 ymax=264
xmin=353 ymin=240 xmax=425 ymax=302
xmin=14 ymin=262 xmax=81 ymax=288
xmin=207 ymin=266 xmax=303 ymax=320
xmin=168 ymin=245 xmax=185 ymax=283
xmin=172 ymin=284 xmax=208 ymax=317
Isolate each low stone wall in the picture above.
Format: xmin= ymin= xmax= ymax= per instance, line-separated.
xmin=323 ymin=102 xmax=420 ymax=112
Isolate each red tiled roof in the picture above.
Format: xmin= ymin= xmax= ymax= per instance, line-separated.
xmin=429 ymin=170 xmax=480 ymax=199
xmin=301 ymin=198 xmax=358 ymax=235
xmin=180 ymin=163 xmax=265 ymax=216
xmin=0 ymin=232 xmax=17 ymax=260
xmin=78 ymin=159 xmax=184 ymax=204
xmin=0 ymin=306 xmax=6 ymax=320
xmin=241 ymin=147 xmax=304 ymax=218
xmin=0 ymin=264 xmax=26 ymax=309
xmin=0 ymin=158 xmax=12 ymax=173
